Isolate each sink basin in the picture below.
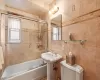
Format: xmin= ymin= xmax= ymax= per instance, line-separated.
xmin=41 ymin=52 xmax=62 ymax=63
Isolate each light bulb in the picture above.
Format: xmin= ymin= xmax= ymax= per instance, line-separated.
xmin=49 ymin=5 xmax=59 ymax=14
xmin=54 ymin=5 xmax=58 ymax=11
xmin=49 ymin=11 xmax=52 ymax=14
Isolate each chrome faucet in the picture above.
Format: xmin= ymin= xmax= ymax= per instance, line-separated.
xmin=50 ymin=50 xmax=57 ymax=56
xmin=53 ymin=52 xmax=57 ymax=56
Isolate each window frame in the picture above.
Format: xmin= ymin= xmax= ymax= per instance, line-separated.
xmin=52 ymin=23 xmax=61 ymax=40
xmin=8 ymin=17 xmax=21 ymax=43
xmin=52 ymin=27 xmax=59 ymax=40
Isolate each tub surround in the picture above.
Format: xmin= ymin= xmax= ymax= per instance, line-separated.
xmin=0 ymin=8 xmax=48 ymax=80
xmin=2 ymin=8 xmax=48 ymax=66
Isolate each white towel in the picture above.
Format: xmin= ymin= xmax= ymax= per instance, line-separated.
xmin=0 ymin=46 xmax=4 ymax=70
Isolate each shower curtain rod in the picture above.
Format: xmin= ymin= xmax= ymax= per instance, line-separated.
xmin=1 ymin=12 xmax=46 ymax=23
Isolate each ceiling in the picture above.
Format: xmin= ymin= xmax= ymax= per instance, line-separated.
xmin=5 ymin=0 xmax=54 ymax=16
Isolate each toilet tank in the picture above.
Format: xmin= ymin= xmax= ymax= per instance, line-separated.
xmin=61 ymin=60 xmax=83 ymax=80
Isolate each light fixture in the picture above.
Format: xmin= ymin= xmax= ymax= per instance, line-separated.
xmin=49 ymin=5 xmax=59 ymax=14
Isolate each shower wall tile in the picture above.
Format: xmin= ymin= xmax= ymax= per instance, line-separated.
xmin=5 ymin=20 xmax=48 ymax=66
xmin=21 ymin=31 xmax=30 ymax=44
xmin=0 ymin=9 xmax=47 ymax=76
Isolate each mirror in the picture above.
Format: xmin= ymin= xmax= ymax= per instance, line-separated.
xmin=51 ymin=14 xmax=62 ymax=40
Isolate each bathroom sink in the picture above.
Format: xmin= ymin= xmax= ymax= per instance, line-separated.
xmin=41 ymin=52 xmax=62 ymax=80
xmin=41 ymin=52 xmax=62 ymax=63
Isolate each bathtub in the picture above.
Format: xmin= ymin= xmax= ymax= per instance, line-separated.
xmin=1 ymin=58 xmax=47 ymax=80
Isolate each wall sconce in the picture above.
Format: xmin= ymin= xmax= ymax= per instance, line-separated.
xmin=49 ymin=5 xmax=59 ymax=14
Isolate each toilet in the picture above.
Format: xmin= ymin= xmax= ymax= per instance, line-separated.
xmin=61 ymin=60 xmax=83 ymax=80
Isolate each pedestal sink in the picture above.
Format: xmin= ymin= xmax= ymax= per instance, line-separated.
xmin=41 ymin=52 xmax=62 ymax=80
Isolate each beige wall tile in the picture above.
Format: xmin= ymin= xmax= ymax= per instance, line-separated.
xmin=5 ymin=17 xmax=48 ymax=66
xmin=80 ymin=0 xmax=97 ymax=15
xmin=48 ymin=17 xmax=99 ymax=80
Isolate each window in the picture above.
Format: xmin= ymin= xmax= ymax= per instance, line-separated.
xmin=52 ymin=24 xmax=61 ymax=40
xmin=52 ymin=27 xmax=59 ymax=40
xmin=8 ymin=18 xmax=21 ymax=43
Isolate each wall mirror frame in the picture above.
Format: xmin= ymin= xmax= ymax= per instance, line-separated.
xmin=51 ymin=14 xmax=62 ymax=40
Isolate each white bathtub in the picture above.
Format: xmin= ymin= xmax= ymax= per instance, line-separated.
xmin=1 ymin=58 xmax=47 ymax=80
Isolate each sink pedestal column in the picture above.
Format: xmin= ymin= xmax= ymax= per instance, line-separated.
xmin=47 ymin=63 xmax=56 ymax=80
